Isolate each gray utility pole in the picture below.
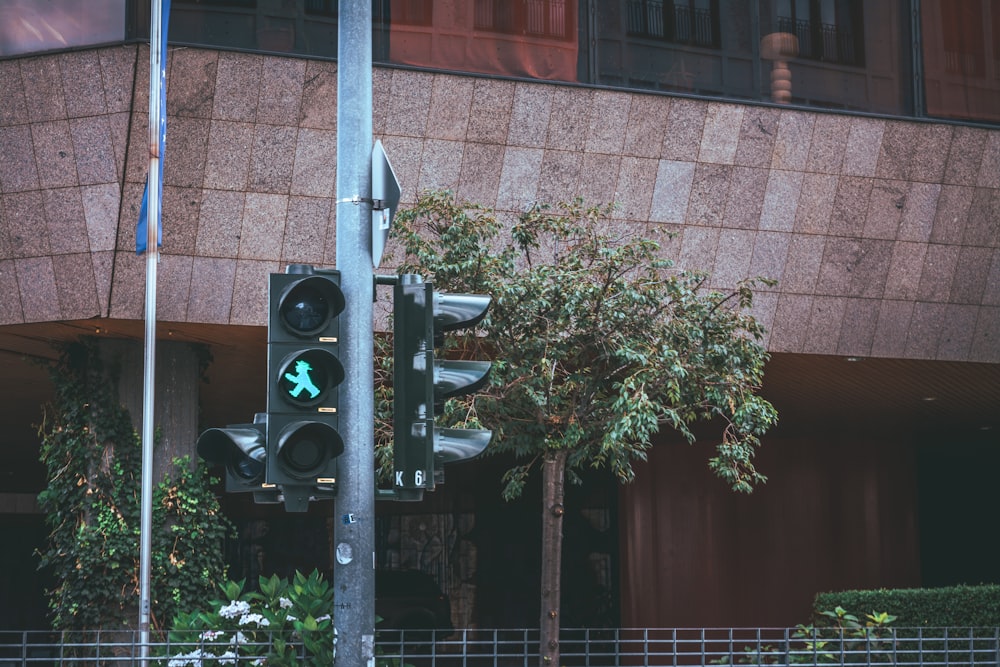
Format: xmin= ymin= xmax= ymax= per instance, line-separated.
xmin=334 ymin=0 xmax=376 ymax=665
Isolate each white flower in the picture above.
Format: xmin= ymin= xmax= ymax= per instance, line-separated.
xmin=216 ymin=650 xmax=239 ymax=665
xmin=200 ymin=630 xmax=224 ymax=641
xmin=239 ymin=612 xmax=270 ymax=627
xmin=315 ymin=614 xmax=331 ymax=623
xmin=168 ymin=649 xmax=207 ymax=667
xmin=231 ymin=631 xmax=250 ymax=646
xmin=218 ymin=600 xmax=251 ymax=620
xmin=278 ymin=597 xmax=293 ymax=609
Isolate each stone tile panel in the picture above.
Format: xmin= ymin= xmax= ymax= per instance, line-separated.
xmin=769 ymin=293 xmax=814 ymax=352
xmin=282 ymin=195 xmax=330 ymax=266
xmin=257 ymin=57 xmax=305 ymax=126
xmin=615 ymin=156 xmax=658 ymax=221
xmin=249 ymin=124 xmax=297 ymax=193
xmin=662 ymin=98 xmax=707 ymax=161
xmin=686 ymin=163 xmax=731 ymax=225
xmin=650 ymin=159 xmax=695 ymax=224
xmin=239 ymin=192 xmax=286 ymax=260
xmin=842 ymin=117 xmax=884 ymax=177
xmin=53 ymin=252 xmax=99 ymax=319
xmin=230 ymin=259 xmax=274 ymax=326
xmin=32 ymin=120 xmax=79 ymax=189
xmin=829 ymin=176 xmax=872 ymax=237
xmin=805 ymin=114 xmax=849 ymax=174
xmin=977 ymin=132 xmax=1000 ymax=188
xmin=497 ymin=146 xmax=543 ymax=210
xmin=950 ymin=246 xmax=993 ymax=304
xmin=196 ymin=189 xmax=245 ymax=258
xmin=213 ymin=52 xmax=261 ymax=123
xmin=722 ymin=166 xmax=767 ymax=230
xmin=836 ymin=298 xmax=880 ymax=357
xmin=943 ymin=125 xmax=987 ymax=185
xmin=803 ymin=296 xmax=847 ymax=354
xmin=734 ymin=105 xmax=779 ymax=168
xmin=749 ymin=230 xmax=791 ymax=283
xmin=623 ymin=93 xmax=671 ymax=159
xmin=577 ymin=152 xmax=621 ymax=206
xmin=81 ymin=183 xmax=120 ymax=252
xmin=930 ymin=185 xmax=973 ymax=244
xmin=0 ymin=259 xmax=23 ymax=324
xmin=3 ymin=191 xmax=49 ymax=257
xmin=546 ymin=86 xmax=591 ymax=152
xmin=300 ymin=60 xmax=338 ymax=130
xmin=70 ymin=116 xmax=118 ymax=186
xmin=426 ymin=75 xmax=475 ymax=141
xmin=962 ymin=187 xmax=1000 ymax=247
xmin=898 ymin=182 xmax=940 ymax=242
xmin=418 ymin=139 xmax=465 ymax=193
xmin=162 ymin=186 xmax=201 ymax=256
xmin=970 ymin=307 xmax=1000 ymax=362
xmin=99 ymin=46 xmax=137 ymax=115
xmin=883 ymin=241 xmax=928 ymax=301
xmin=909 ymin=123 xmax=952 ymax=183
xmin=290 ymin=128 xmax=337 ymax=198
xmin=771 ymin=110 xmax=813 ymax=171
xmin=863 ymin=179 xmax=906 ymax=240
xmin=204 ymin=120 xmax=254 ymax=191
xmin=917 ymin=244 xmax=960 ymax=302
xmin=60 ymin=50 xmax=107 ymax=118
xmin=157 ymin=254 xmax=193 ymax=322
xmin=586 ymin=89 xmax=631 ymax=155
xmin=698 ymin=103 xmax=743 ymax=164
xmin=793 ymin=173 xmax=836 ymax=234
xmin=19 ymin=58 xmax=66 ymax=124
xmin=165 ymin=116 xmax=211 ymax=190
xmin=42 ymin=187 xmax=88 ymax=255
xmin=16 ymin=257 xmax=60 ymax=322
xmin=0 ymin=125 xmax=39 ymax=193
xmin=458 ymin=143 xmax=504 ymax=206
xmin=871 ymin=300 xmax=914 ymax=357
xmin=759 ymin=169 xmax=802 ymax=232
xmin=468 ymin=79 xmax=516 ymax=145
xmin=507 ymin=82 xmax=552 ymax=148
xmin=169 ymin=48 xmax=218 ymax=119
xmin=0 ymin=60 xmax=29 ymax=126
xmin=186 ymin=256 xmax=236 ymax=323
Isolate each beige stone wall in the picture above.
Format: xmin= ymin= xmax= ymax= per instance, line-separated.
xmin=0 ymin=46 xmax=997 ymax=362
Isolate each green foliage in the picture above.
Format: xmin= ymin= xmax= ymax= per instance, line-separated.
xmin=813 ymin=584 xmax=1000 ymax=627
xmin=715 ymin=607 xmax=898 ymax=664
xmin=167 ymin=570 xmax=336 ymax=667
xmin=389 ymin=190 xmax=778 ymax=498
xmin=35 ymin=339 xmax=233 ymax=632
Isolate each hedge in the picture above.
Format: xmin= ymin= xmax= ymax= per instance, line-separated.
xmin=813 ymin=584 xmax=1000 ymax=627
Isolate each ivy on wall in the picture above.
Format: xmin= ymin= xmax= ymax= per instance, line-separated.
xmin=35 ymin=339 xmax=233 ymax=633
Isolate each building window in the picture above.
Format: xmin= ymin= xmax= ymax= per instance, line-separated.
xmin=0 ymin=0 xmax=126 ymax=57
xmin=473 ymin=0 xmax=572 ymax=40
xmin=775 ymin=0 xmax=864 ymax=66
xmin=390 ymin=0 xmax=432 ymax=26
xmin=626 ymin=0 xmax=720 ymax=48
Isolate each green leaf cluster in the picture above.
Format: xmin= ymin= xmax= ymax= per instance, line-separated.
xmin=35 ymin=339 xmax=233 ymax=632
xmin=387 ymin=190 xmax=778 ymax=498
xmin=167 ymin=570 xmax=336 ymax=667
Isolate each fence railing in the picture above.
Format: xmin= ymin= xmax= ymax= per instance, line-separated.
xmin=2 ymin=627 xmax=999 ymax=666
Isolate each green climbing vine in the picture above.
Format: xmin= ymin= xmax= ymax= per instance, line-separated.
xmin=35 ymin=338 xmax=233 ymax=633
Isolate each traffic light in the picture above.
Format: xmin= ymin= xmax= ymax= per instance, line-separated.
xmin=392 ymin=274 xmax=492 ymax=494
xmin=267 ymin=264 xmax=345 ymax=509
xmin=196 ymin=414 xmax=266 ymax=493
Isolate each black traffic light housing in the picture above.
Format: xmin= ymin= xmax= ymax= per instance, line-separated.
xmin=267 ymin=264 xmax=345 ymax=508
xmin=392 ymin=274 xmax=492 ymax=495
xmin=196 ymin=413 xmax=266 ymax=493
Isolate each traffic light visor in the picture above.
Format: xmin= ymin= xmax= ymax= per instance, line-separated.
xmin=276 ymin=420 xmax=344 ymax=480
xmin=197 ymin=426 xmax=266 ymax=482
xmin=278 ymin=276 xmax=345 ymax=337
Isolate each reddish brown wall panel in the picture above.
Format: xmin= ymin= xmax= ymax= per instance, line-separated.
xmin=619 ymin=435 xmax=921 ymax=628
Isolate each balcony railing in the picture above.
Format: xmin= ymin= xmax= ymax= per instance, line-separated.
xmin=2 ymin=626 xmax=998 ymax=666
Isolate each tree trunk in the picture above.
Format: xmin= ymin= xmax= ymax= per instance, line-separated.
xmin=539 ymin=449 xmax=568 ymax=666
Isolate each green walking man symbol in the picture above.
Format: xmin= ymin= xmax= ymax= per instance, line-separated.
xmin=285 ymin=359 xmax=321 ymax=399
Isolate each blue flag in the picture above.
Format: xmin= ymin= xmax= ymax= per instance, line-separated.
xmin=136 ymin=0 xmax=171 ymax=254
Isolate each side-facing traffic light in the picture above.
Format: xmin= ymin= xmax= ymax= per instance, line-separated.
xmin=393 ymin=274 xmax=492 ymax=494
xmin=267 ymin=264 xmax=345 ymax=509
xmin=196 ymin=413 xmax=266 ymax=493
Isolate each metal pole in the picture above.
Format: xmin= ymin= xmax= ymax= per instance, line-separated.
xmin=139 ymin=0 xmax=167 ymax=658
xmin=335 ymin=1 xmax=375 ymax=665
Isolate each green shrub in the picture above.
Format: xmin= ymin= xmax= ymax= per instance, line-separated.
xmin=813 ymin=584 xmax=1000 ymax=627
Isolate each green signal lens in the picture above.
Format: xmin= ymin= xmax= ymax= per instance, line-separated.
xmin=277 ymin=348 xmax=344 ymax=407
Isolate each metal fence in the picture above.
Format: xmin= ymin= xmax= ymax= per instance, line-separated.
xmin=2 ymin=627 xmax=999 ymax=666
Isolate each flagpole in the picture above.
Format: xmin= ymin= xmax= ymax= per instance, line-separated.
xmin=139 ymin=0 xmax=165 ymax=657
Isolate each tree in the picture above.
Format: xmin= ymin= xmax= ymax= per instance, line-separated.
xmin=389 ymin=190 xmax=778 ymax=666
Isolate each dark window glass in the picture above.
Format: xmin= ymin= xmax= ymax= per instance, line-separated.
xmin=473 ymin=0 xmax=573 ymax=40
xmin=921 ymin=0 xmax=1000 ymax=123
xmin=774 ymin=0 xmax=864 ymax=66
xmin=626 ymin=0 xmax=720 ymax=49
xmin=0 ymin=0 xmax=126 ymax=57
